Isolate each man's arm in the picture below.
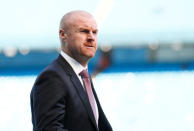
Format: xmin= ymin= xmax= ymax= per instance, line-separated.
xmin=31 ymin=70 xmax=68 ymax=131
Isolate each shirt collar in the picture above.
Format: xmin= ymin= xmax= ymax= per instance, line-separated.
xmin=60 ymin=50 xmax=87 ymax=75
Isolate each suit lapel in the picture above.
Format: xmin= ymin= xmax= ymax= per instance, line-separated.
xmin=90 ymin=78 xmax=102 ymax=114
xmin=57 ymin=55 xmax=98 ymax=130
xmin=70 ymin=74 xmax=98 ymax=129
xmin=91 ymin=79 xmax=113 ymax=131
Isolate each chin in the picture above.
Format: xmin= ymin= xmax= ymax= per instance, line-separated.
xmin=85 ymin=53 xmax=95 ymax=58
xmin=88 ymin=55 xmax=95 ymax=58
xmin=83 ymin=51 xmax=96 ymax=58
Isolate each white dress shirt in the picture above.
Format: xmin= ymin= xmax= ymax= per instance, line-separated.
xmin=61 ymin=50 xmax=87 ymax=87
xmin=60 ymin=51 xmax=99 ymax=124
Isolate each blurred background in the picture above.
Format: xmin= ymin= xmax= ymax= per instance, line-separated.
xmin=0 ymin=0 xmax=194 ymax=130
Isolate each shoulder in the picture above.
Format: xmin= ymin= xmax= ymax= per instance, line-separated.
xmin=36 ymin=55 xmax=72 ymax=81
xmin=31 ymin=54 xmax=75 ymax=92
xmin=36 ymin=59 xmax=63 ymax=81
xmin=32 ymin=57 xmax=69 ymax=90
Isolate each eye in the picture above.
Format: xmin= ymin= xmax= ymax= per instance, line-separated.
xmin=93 ymin=30 xmax=97 ymax=34
xmin=80 ymin=29 xmax=89 ymax=33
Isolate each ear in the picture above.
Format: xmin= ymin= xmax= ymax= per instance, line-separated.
xmin=59 ymin=29 xmax=67 ymax=40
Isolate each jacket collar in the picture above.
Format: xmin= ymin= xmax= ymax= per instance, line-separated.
xmin=56 ymin=54 xmax=98 ymax=130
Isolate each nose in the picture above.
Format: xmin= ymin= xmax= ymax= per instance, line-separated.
xmin=87 ymin=32 xmax=95 ymax=42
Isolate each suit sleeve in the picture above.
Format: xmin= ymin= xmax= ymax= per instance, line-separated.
xmin=31 ymin=70 xmax=68 ymax=131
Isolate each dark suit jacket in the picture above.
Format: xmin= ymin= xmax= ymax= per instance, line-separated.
xmin=30 ymin=54 xmax=113 ymax=131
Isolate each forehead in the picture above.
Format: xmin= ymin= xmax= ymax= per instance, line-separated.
xmin=69 ymin=15 xmax=98 ymax=30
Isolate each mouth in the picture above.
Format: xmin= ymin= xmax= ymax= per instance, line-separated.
xmin=86 ymin=45 xmax=93 ymax=48
xmin=84 ymin=43 xmax=94 ymax=48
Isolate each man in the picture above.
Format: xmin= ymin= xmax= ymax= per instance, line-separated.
xmin=30 ymin=10 xmax=113 ymax=131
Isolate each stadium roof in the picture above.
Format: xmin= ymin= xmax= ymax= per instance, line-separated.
xmin=0 ymin=0 xmax=194 ymax=49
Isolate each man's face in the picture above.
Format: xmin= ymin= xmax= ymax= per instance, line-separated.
xmin=63 ymin=15 xmax=98 ymax=63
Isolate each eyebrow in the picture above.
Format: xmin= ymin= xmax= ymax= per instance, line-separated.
xmin=79 ymin=26 xmax=98 ymax=31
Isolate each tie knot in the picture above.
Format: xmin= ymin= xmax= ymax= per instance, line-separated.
xmin=79 ymin=69 xmax=90 ymax=78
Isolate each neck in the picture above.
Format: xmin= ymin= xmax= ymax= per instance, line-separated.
xmin=61 ymin=49 xmax=89 ymax=67
xmin=77 ymin=59 xmax=89 ymax=67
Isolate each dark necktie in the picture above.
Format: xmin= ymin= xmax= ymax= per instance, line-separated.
xmin=79 ymin=69 xmax=98 ymax=126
